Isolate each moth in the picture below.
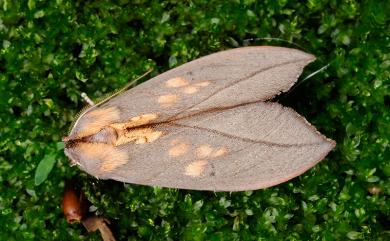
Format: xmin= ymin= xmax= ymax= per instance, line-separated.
xmin=64 ymin=46 xmax=336 ymax=192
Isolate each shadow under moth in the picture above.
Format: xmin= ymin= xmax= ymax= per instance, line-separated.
xmin=64 ymin=46 xmax=336 ymax=192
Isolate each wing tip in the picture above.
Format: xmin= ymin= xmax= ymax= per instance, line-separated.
xmin=238 ymin=137 xmax=336 ymax=192
xmin=325 ymin=137 xmax=337 ymax=150
xmin=210 ymin=103 xmax=336 ymax=192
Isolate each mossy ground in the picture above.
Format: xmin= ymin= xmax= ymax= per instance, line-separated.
xmin=0 ymin=1 xmax=389 ymax=240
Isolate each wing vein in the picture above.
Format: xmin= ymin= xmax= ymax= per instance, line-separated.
xmin=167 ymin=122 xmax=323 ymax=148
xmin=167 ymin=58 xmax=311 ymax=119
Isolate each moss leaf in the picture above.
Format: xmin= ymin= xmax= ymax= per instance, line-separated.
xmin=34 ymin=153 xmax=57 ymax=186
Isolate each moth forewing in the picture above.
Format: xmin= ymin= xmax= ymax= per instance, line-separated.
xmin=64 ymin=46 xmax=335 ymax=191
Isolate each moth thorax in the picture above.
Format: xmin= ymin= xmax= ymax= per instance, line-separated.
xmin=86 ymin=126 xmax=118 ymax=145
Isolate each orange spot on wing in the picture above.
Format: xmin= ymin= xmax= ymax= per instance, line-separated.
xmin=75 ymin=107 xmax=121 ymax=139
xmin=145 ymin=130 xmax=163 ymax=143
xmin=166 ymin=77 xmax=189 ymax=88
xmin=185 ymin=160 xmax=208 ymax=177
xmin=108 ymin=113 xmax=162 ymax=146
xmin=110 ymin=113 xmax=158 ymax=130
xmin=115 ymin=128 xmax=163 ymax=146
xmin=183 ymin=86 xmax=199 ymax=94
xmin=130 ymin=113 xmax=158 ymax=123
xmin=194 ymin=81 xmax=210 ymax=87
xmin=182 ymin=81 xmax=210 ymax=95
xmin=158 ymin=94 xmax=179 ymax=107
xmin=169 ymin=143 xmax=189 ymax=157
xmin=196 ymin=145 xmax=213 ymax=158
xmin=85 ymin=107 xmax=120 ymax=119
xmin=77 ymin=143 xmax=129 ymax=174
xmin=212 ymin=147 xmax=228 ymax=157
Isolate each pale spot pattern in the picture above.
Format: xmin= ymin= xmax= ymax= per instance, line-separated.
xmin=107 ymin=113 xmax=163 ymax=146
xmin=212 ymin=147 xmax=228 ymax=157
xmin=183 ymin=144 xmax=229 ymax=177
xmin=166 ymin=77 xmax=189 ymax=88
xmin=183 ymin=81 xmax=211 ymax=95
xmin=77 ymin=143 xmax=129 ymax=173
xmin=185 ymin=160 xmax=208 ymax=177
xmin=196 ymin=145 xmax=213 ymax=158
xmin=75 ymin=106 xmax=121 ymax=139
xmin=161 ymin=77 xmax=212 ymax=107
xmin=194 ymin=81 xmax=210 ymax=87
xmin=115 ymin=128 xmax=163 ymax=145
xmin=130 ymin=113 xmax=158 ymax=124
xmin=196 ymin=145 xmax=228 ymax=158
xmin=157 ymin=94 xmax=179 ymax=107
xmin=110 ymin=113 xmax=158 ymax=130
xmin=183 ymin=86 xmax=199 ymax=94
xmin=169 ymin=142 xmax=189 ymax=157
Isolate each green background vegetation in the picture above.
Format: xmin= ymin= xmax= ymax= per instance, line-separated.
xmin=1 ymin=0 xmax=389 ymax=240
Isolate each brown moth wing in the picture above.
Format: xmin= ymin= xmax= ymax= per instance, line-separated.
xmin=69 ymin=46 xmax=314 ymax=139
xmin=72 ymin=102 xmax=335 ymax=191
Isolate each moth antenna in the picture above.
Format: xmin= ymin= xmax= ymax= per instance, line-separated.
xmin=69 ymin=160 xmax=77 ymax=167
xmin=277 ymin=62 xmax=332 ymax=101
xmin=68 ymin=69 xmax=153 ymax=135
xmin=92 ymin=68 xmax=154 ymax=108
xmin=242 ymin=37 xmax=307 ymax=52
xmin=301 ymin=63 xmax=331 ymax=82
xmin=242 ymin=36 xmax=322 ymax=99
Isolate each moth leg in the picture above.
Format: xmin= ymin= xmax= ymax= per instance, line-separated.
xmin=81 ymin=92 xmax=95 ymax=106
xmin=210 ymin=164 xmax=218 ymax=193
xmin=69 ymin=159 xmax=80 ymax=167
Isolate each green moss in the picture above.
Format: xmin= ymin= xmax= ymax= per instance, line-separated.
xmin=0 ymin=0 xmax=389 ymax=240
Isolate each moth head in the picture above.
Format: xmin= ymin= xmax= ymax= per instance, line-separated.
xmin=64 ymin=140 xmax=83 ymax=167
